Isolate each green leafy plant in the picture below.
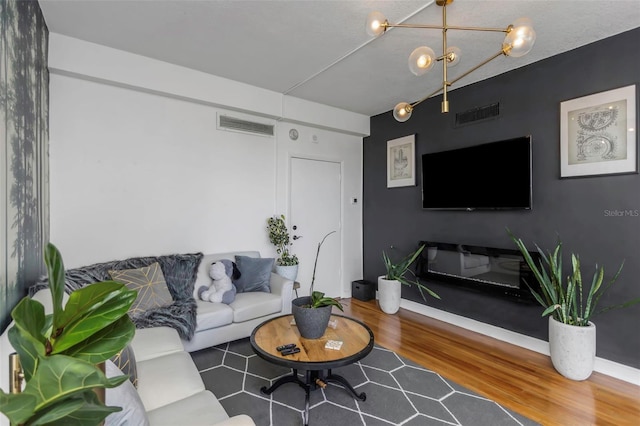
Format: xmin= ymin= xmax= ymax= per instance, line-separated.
xmin=267 ymin=214 xmax=299 ymax=266
xmin=382 ymin=244 xmax=440 ymax=301
xmin=308 ymin=291 xmax=344 ymax=311
xmin=0 ymin=243 xmax=137 ymax=425
xmin=509 ymin=231 xmax=640 ymax=326
xmin=304 ymin=231 xmax=343 ymax=311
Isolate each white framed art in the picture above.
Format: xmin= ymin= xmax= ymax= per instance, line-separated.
xmin=387 ymin=134 xmax=416 ymax=188
xmin=560 ymin=85 xmax=637 ymax=178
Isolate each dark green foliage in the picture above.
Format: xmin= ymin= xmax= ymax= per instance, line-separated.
xmin=0 ymin=243 xmax=136 ymax=425
xmin=509 ymin=230 xmax=640 ymax=326
xmin=309 ymin=291 xmax=344 ymax=311
xmin=267 ymin=215 xmax=299 ymax=266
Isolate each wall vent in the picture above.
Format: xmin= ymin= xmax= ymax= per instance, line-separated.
xmin=455 ymin=103 xmax=500 ymax=127
xmin=217 ymin=114 xmax=275 ymax=137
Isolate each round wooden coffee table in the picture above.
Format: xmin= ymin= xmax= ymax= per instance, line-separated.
xmin=250 ymin=314 xmax=374 ymax=425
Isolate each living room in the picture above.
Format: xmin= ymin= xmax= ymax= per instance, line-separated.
xmin=1 ymin=1 xmax=639 ymax=425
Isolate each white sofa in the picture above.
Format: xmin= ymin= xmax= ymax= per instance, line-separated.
xmin=0 ymin=289 xmax=256 ymax=426
xmin=186 ymin=251 xmax=294 ymax=352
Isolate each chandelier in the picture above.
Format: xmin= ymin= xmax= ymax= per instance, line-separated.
xmin=366 ymin=0 xmax=536 ymax=122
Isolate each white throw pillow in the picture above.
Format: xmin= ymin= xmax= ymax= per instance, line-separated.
xmin=105 ymin=359 xmax=150 ymax=426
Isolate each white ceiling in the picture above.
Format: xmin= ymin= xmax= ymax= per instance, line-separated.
xmin=39 ymin=0 xmax=640 ymax=117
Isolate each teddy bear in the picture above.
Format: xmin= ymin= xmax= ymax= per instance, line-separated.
xmin=197 ymin=259 xmax=240 ymax=304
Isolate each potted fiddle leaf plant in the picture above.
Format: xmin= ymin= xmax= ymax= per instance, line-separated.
xmin=267 ymin=214 xmax=299 ymax=281
xmin=292 ymin=231 xmax=344 ymax=339
xmin=510 ymin=231 xmax=640 ymax=381
xmin=378 ymin=244 xmax=440 ymax=314
xmin=0 ymin=243 xmax=137 ymax=425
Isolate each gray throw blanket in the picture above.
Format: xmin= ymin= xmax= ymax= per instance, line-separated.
xmin=30 ymin=253 xmax=204 ymax=340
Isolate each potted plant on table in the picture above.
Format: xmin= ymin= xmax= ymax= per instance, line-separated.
xmin=510 ymin=232 xmax=640 ymax=381
xmin=267 ymin=214 xmax=299 ymax=281
xmin=292 ymin=231 xmax=344 ymax=339
xmin=0 ymin=243 xmax=137 ymax=425
xmin=378 ymin=244 xmax=440 ymax=314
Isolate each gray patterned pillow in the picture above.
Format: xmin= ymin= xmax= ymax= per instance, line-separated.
xmin=109 ymin=262 xmax=173 ymax=315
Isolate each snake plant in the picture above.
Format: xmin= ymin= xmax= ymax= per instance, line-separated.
xmin=509 ymin=231 xmax=640 ymax=326
xmin=382 ymin=244 xmax=440 ymax=301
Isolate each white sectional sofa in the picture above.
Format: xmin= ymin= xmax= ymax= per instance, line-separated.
xmin=0 ymin=289 xmax=256 ymax=426
xmin=125 ymin=325 xmax=255 ymax=426
xmin=1 ymin=249 xmax=295 ymax=426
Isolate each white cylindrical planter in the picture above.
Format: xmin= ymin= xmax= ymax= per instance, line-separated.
xmin=377 ymin=276 xmax=401 ymax=314
xmin=274 ymin=264 xmax=298 ymax=282
xmin=548 ymin=316 xmax=596 ymax=381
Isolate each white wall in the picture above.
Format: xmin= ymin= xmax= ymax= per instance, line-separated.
xmin=48 ymin=34 xmax=367 ymax=273
xmin=49 ymin=75 xmax=278 ymax=266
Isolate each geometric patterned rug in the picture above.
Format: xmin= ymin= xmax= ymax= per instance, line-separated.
xmin=191 ymin=338 xmax=539 ymax=426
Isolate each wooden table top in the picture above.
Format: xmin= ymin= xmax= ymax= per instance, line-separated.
xmin=251 ymin=314 xmax=374 ymax=370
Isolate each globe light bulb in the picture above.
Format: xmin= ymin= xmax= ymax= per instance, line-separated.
xmin=408 ymin=46 xmax=436 ymax=76
xmin=446 ymin=46 xmax=461 ymax=67
xmin=503 ymin=17 xmax=536 ymax=58
xmin=393 ymin=102 xmax=413 ymax=122
xmin=366 ymin=11 xmax=387 ymax=37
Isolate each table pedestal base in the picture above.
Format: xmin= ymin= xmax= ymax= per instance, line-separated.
xmin=260 ymin=368 xmax=366 ymax=426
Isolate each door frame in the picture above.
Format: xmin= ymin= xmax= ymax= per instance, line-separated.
xmin=287 ymin=154 xmax=345 ymax=298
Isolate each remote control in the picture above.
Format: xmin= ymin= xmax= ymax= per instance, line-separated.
xmin=281 ymin=347 xmax=300 ymax=356
xmin=276 ymin=343 xmax=296 ymax=352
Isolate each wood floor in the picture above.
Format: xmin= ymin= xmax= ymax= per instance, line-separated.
xmin=338 ymin=298 xmax=640 ymax=426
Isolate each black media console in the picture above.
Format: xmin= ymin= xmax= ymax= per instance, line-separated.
xmin=415 ymin=241 xmax=540 ymax=303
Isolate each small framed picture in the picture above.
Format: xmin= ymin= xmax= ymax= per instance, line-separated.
xmin=560 ymin=85 xmax=637 ymax=178
xmin=387 ymin=134 xmax=416 ymax=188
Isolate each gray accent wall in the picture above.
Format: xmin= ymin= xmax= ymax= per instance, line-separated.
xmin=363 ymin=28 xmax=640 ymax=368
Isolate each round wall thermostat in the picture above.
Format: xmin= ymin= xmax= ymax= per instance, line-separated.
xmin=289 ymin=129 xmax=299 ymax=140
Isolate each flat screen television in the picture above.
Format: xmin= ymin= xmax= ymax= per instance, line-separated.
xmin=421 ymin=135 xmax=532 ymax=210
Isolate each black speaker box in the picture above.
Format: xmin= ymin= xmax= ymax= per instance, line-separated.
xmin=351 ymin=280 xmax=375 ymax=301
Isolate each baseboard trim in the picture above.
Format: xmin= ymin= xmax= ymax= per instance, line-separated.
xmin=399 ymin=299 xmax=640 ymax=386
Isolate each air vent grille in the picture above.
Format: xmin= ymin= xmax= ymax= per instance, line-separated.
xmin=218 ymin=115 xmax=274 ymax=136
xmin=455 ymin=103 xmax=500 ymax=127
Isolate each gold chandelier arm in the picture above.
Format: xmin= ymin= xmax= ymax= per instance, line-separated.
xmin=446 ymin=25 xmax=510 ymax=33
xmin=410 ymin=48 xmax=506 ymax=110
xmin=384 ymin=23 xmax=448 ymax=31
xmin=411 ymin=86 xmax=445 ymax=109
xmin=448 ymin=49 xmax=506 ymax=86
xmin=386 ymin=23 xmax=509 ymax=33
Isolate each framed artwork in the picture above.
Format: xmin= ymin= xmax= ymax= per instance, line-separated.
xmin=387 ymin=134 xmax=416 ymax=188
xmin=560 ymin=85 xmax=637 ymax=178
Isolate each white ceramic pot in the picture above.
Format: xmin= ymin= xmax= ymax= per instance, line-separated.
xmin=274 ymin=264 xmax=298 ymax=281
xmin=377 ymin=276 xmax=401 ymax=314
xmin=548 ymin=316 xmax=596 ymax=381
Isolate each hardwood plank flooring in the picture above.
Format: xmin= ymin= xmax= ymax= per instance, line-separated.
xmin=339 ymin=298 xmax=640 ymax=426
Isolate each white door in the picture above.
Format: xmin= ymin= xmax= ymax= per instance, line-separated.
xmin=290 ymin=157 xmax=342 ymax=299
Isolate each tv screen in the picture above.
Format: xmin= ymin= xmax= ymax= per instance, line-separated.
xmin=421 ymin=135 xmax=532 ymax=210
